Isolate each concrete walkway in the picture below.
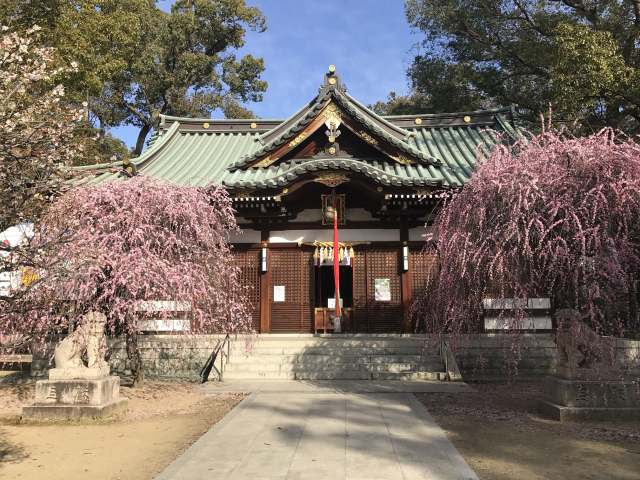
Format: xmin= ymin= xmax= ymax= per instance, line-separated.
xmin=156 ymin=388 xmax=478 ymax=480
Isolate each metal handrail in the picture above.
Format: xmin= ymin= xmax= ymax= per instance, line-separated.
xmin=439 ymin=339 xmax=463 ymax=381
xmin=199 ymin=333 xmax=231 ymax=383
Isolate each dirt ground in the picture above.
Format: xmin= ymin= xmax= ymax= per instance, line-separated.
xmin=418 ymin=382 xmax=640 ymax=480
xmin=0 ymin=375 xmax=244 ymax=480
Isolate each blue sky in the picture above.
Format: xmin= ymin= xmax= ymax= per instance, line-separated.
xmin=111 ymin=0 xmax=418 ymax=148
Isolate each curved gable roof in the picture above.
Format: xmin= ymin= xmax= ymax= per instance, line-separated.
xmin=78 ymin=70 xmax=520 ymax=190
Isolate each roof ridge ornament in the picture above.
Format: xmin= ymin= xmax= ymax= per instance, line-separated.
xmin=321 ymin=65 xmax=347 ymax=93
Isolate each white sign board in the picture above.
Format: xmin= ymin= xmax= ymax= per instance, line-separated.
xmin=274 ymin=285 xmax=285 ymax=302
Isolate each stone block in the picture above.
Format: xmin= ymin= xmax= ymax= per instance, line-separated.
xmin=538 ymin=400 xmax=640 ymax=422
xmin=22 ymin=399 xmax=128 ymax=421
xmin=33 ymin=376 xmax=121 ymax=406
xmin=23 ymin=376 xmax=127 ymax=420
xmin=544 ymin=376 xmax=640 ymax=408
xmin=540 ymin=375 xmax=640 ymax=421
xmin=48 ymin=365 xmax=110 ymax=380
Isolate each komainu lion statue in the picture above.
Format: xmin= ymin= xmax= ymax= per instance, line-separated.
xmin=54 ymin=311 xmax=109 ymax=371
xmin=555 ymin=308 xmax=613 ymax=371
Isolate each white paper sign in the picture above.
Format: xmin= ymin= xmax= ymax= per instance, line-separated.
xmin=374 ymin=278 xmax=391 ymax=302
xmin=327 ymin=298 xmax=343 ymax=309
xmin=274 ymin=285 xmax=285 ymax=302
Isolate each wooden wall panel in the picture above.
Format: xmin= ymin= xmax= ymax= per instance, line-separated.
xmin=233 ymin=248 xmax=261 ymax=331
xmin=299 ymin=249 xmax=315 ymax=333
xmin=409 ymin=248 xmax=438 ymax=331
xmin=353 ymin=250 xmax=369 ymax=332
xmin=410 ymin=248 xmax=438 ymax=300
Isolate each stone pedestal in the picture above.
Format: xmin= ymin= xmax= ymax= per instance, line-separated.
xmin=22 ymin=375 xmax=128 ymax=421
xmin=539 ymin=375 xmax=640 ymax=422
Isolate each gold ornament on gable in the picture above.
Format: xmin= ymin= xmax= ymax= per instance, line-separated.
xmin=322 ymin=103 xmax=342 ymax=131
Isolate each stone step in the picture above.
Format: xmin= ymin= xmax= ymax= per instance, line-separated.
xmin=231 ymin=339 xmax=431 ymax=347
xmin=372 ymin=372 xmax=447 ymax=381
xmin=229 ymin=347 xmax=430 ymax=356
xmin=227 ymin=354 xmax=438 ymax=364
xmin=223 ymin=370 xmax=446 ymax=381
xmin=224 ymin=361 xmax=442 ymax=373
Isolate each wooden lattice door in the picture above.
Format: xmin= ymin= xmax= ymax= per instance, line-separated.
xmin=270 ymin=248 xmax=314 ymax=332
xmin=232 ymin=247 xmax=261 ymax=331
xmin=360 ymin=248 xmax=403 ymax=333
xmin=369 ymin=249 xmax=403 ymax=332
xmin=409 ymin=247 xmax=438 ymax=331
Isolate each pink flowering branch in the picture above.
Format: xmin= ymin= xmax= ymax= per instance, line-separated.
xmin=416 ymin=130 xmax=640 ymax=350
xmin=1 ymin=177 xmax=252 ymax=384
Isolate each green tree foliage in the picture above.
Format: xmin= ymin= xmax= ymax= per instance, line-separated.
xmin=122 ymin=0 xmax=268 ymax=155
xmin=380 ymin=0 xmax=640 ymax=133
xmin=1 ymin=0 xmax=267 ymax=157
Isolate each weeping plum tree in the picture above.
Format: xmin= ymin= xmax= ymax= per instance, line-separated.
xmin=0 ymin=176 xmax=252 ymax=385
xmin=417 ymin=129 xmax=640 ymax=344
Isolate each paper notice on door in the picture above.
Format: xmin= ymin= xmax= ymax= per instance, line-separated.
xmin=273 ymin=285 xmax=285 ymax=302
xmin=374 ymin=278 xmax=391 ymax=302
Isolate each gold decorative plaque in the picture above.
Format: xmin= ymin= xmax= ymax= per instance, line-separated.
xmin=289 ymin=132 xmax=307 ymax=148
xmin=250 ymin=122 xmax=257 ymax=129
xmin=322 ymin=103 xmax=342 ymax=129
xmin=203 ymin=122 xmax=210 ymax=129
xmin=314 ymin=173 xmax=349 ymax=188
xmin=359 ymin=131 xmax=379 ymax=146
xmin=414 ymin=118 xmax=423 ymax=125
xmin=254 ymin=156 xmax=275 ymax=168
xmin=391 ymin=154 xmax=415 ymax=165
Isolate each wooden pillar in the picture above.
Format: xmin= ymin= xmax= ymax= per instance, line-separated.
xmin=400 ymin=223 xmax=412 ymax=333
xmin=259 ymin=230 xmax=271 ymax=333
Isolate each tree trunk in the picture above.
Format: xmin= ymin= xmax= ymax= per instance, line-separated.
xmin=133 ymin=123 xmax=152 ymax=157
xmin=125 ymin=330 xmax=144 ymax=386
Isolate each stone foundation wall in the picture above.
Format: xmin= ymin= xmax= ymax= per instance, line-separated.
xmin=32 ymin=334 xmax=234 ymax=380
xmin=448 ymin=334 xmax=640 ymax=381
xmin=30 ymin=333 xmax=639 ymax=381
xmin=450 ymin=334 xmax=557 ymax=380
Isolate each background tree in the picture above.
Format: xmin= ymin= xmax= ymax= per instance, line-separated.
xmin=1 ymin=0 xmax=268 ymax=157
xmin=417 ymin=129 xmax=640 ymax=343
xmin=0 ymin=26 xmax=89 ymax=354
xmin=0 ymin=177 xmax=252 ymax=385
xmin=378 ymin=1 xmax=640 ymax=134
xmin=0 ymin=0 xmax=153 ymax=161
xmin=120 ymin=0 xmax=267 ymax=155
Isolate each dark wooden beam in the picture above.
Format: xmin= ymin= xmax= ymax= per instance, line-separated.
xmin=259 ymin=230 xmax=271 ymax=333
xmin=400 ymin=222 xmax=412 ymax=333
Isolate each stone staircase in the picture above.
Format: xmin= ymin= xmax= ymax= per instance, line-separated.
xmin=223 ymin=335 xmax=447 ymax=381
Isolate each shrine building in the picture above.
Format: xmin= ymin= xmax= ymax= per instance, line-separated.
xmin=87 ymin=67 xmax=519 ymax=334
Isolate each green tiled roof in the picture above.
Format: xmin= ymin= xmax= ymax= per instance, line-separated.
xmin=81 ymin=74 xmax=519 ymax=191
